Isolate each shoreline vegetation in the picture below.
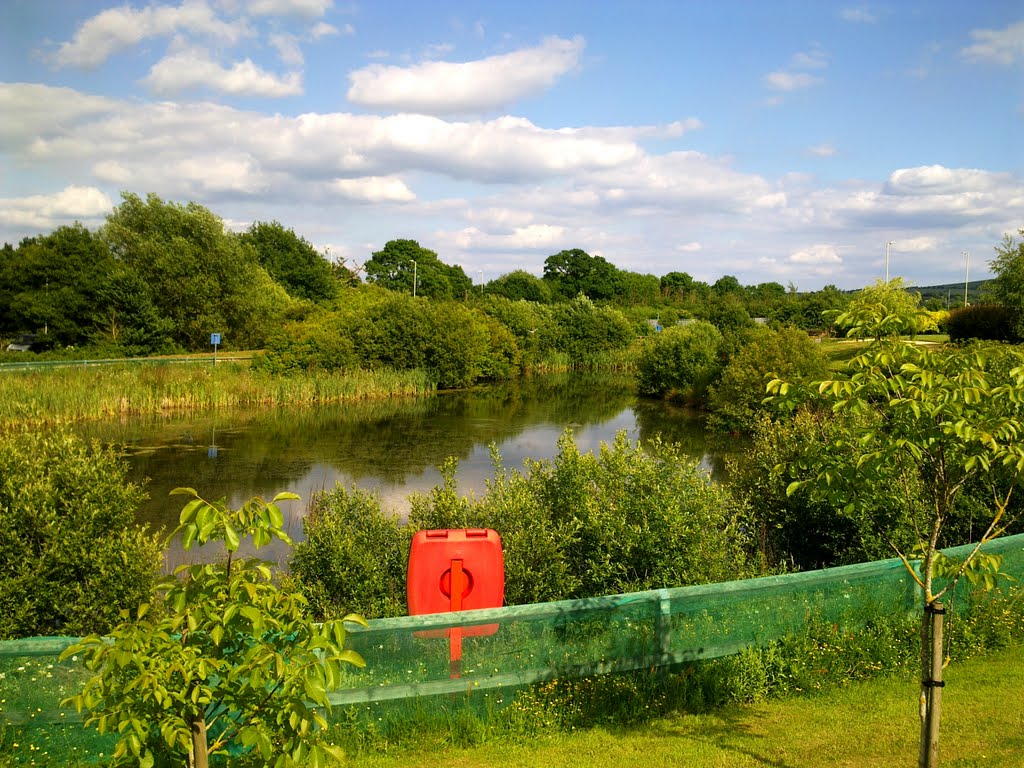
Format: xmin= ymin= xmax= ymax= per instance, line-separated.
xmin=0 ymin=353 xmax=637 ymax=429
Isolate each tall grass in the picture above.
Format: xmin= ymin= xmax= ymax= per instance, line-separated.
xmin=0 ymin=363 xmax=435 ymax=427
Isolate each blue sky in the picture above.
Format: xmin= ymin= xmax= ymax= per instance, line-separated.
xmin=2 ymin=1 xmax=1022 ymax=290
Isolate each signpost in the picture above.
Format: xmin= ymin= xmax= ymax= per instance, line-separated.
xmin=210 ymin=333 xmax=221 ymax=365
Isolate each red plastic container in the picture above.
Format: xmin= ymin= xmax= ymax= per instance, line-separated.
xmin=407 ymin=528 xmax=504 ymax=616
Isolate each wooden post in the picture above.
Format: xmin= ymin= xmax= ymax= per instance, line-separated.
xmin=925 ymin=603 xmax=945 ymax=768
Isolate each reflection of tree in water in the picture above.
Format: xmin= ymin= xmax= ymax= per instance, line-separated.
xmin=74 ymin=373 xmax=640 ymax=530
xmin=631 ymin=397 xmax=743 ymax=480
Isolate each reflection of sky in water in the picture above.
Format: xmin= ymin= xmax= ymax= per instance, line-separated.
xmin=90 ymin=376 xmax=725 ymax=570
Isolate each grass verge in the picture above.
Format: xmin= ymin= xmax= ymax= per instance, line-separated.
xmin=349 ymin=643 xmax=1024 ymax=768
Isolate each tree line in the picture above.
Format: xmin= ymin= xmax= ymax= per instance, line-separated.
xmin=0 ymin=191 xmax=979 ymax=358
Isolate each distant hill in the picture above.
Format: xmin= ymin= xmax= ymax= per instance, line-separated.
xmin=913 ymin=279 xmax=990 ymax=308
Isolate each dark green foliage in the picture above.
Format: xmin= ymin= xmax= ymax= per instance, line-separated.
xmin=485 ymin=270 xmax=553 ymax=303
xmin=542 ymin=248 xmax=622 ymax=300
xmin=707 ymin=326 xmax=830 ymax=434
xmin=947 ymin=304 xmax=1017 ymax=342
xmin=0 ymin=224 xmax=115 ymax=346
xmin=240 ymin=220 xmax=338 ymax=302
xmin=477 ymin=296 xmax=561 ymax=367
xmin=92 ymin=265 xmax=178 ymax=356
xmin=0 ymin=429 xmax=160 ymax=639
xmin=363 ymin=239 xmax=472 ymax=300
xmin=634 ymin=321 xmax=724 ymax=402
xmin=256 ymin=313 xmax=358 ymax=374
xmin=551 ymin=295 xmax=634 ymax=363
xmin=727 ymin=411 xmax=917 ymax=569
xmin=291 ymin=485 xmax=412 ymax=620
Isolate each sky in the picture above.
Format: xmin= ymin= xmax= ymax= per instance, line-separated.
xmin=1 ymin=1 xmax=1022 ymax=291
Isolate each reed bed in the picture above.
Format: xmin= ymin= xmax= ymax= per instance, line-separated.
xmin=0 ymin=362 xmax=435 ymax=427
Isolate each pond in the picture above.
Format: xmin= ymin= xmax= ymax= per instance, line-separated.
xmin=74 ymin=373 xmax=733 ymax=568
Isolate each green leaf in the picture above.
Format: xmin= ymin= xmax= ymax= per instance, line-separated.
xmin=224 ymin=522 xmax=240 ymax=552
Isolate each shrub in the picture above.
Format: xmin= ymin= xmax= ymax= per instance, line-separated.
xmin=947 ymin=304 xmax=1018 ymax=342
xmin=552 ymin=295 xmax=635 ymax=364
xmin=706 ymin=326 xmax=830 ymax=434
xmin=0 ymin=429 xmax=161 ymax=639
xmin=290 ymin=485 xmax=412 ymax=620
xmin=634 ymin=321 xmax=724 ymax=402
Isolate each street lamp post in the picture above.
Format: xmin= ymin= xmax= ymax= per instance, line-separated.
xmin=479 ymin=269 xmax=484 ymax=294
xmin=885 ymin=241 xmax=894 ymax=283
xmin=962 ymin=250 xmax=969 ymax=308
xmin=412 ymin=259 xmax=417 ymax=297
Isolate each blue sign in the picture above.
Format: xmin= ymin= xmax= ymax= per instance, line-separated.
xmin=210 ymin=333 xmax=221 ymax=346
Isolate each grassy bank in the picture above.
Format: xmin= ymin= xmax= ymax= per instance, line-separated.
xmin=349 ymin=643 xmax=1024 ymax=768
xmin=0 ymin=362 xmax=435 ymax=427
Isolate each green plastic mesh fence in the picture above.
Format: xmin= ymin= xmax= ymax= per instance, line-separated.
xmin=3 ymin=533 xmax=1023 ymax=762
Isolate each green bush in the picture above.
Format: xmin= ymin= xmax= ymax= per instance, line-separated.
xmin=706 ymin=326 xmax=830 ymax=434
xmin=290 ymin=485 xmax=412 ymax=620
xmin=551 ymin=295 xmax=635 ymax=364
xmin=0 ymin=429 xmax=161 ymax=639
xmin=947 ymin=304 xmax=1018 ymax=342
xmin=634 ymin=321 xmax=724 ymax=402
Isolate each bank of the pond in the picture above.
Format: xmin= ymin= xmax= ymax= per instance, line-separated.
xmin=0 ymin=362 xmax=435 ymax=427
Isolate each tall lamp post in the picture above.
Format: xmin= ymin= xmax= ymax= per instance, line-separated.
xmin=885 ymin=240 xmax=894 ymax=283
xmin=411 ymin=259 xmax=417 ymax=297
xmin=962 ymin=250 xmax=969 ymax=308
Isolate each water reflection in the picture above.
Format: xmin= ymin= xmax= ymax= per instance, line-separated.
xmin=73 ymin=373 xmax=730 ymax=568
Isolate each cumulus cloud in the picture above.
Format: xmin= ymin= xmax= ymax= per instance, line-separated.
xmin=142 ymin=49 xmax=303 ymax=96
xmin=764 ymin=71 xmax=824 ymax=92
xmin=331 ymin=176 xmax=416 ymax=203
xmin=347 ymin=36 xmax=585 ymax=115
xmin=244 ymin=0 xmax=333 ymax=18
xmin=50 ymin=0 xmax=251 ymax=69
xmin=789 ymin=244 xmax=842 ymax=264
xmin=962 ymin=20 xmax=1024 ymax=65
xmin=0 ymin=186 xmax=113 ymax=229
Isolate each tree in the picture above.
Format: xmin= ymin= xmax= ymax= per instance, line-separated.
xmin=768 ymin=301 xmax=1024 ymax=768
xmin=63 ymin=489 xmax=367 ymax=768
xmin=92 ymin=265 xmax=177 ymax=356
xmin=363 ymin=239 xmax=472 ymax=300
xmin=240 ymin=221 xmax=338 ymax=303
xmin=986 ymin=228 xmax=1024 ymax=339
xmin=103 ymin=193 xmax=292 ymax=349
xmin=486 ymin=269 xmax=553 ymax=303
xmin=830 ymin=278 xmax=932 ymax=340
xmin=542 ymin=248 xmax=622 ymax=300
xmin=0 ymin=224 xmax=115 ymax=346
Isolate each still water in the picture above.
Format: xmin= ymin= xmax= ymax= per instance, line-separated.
xmin=74 ymin=373 xmax=725 ymax=567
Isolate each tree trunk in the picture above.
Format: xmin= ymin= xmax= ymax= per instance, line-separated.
xmin=190 ymin=714 xmax=210 ymax=768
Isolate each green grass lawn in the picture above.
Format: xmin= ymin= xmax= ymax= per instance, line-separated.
xmin=349 ymin=644 xmax=1024 ymax=768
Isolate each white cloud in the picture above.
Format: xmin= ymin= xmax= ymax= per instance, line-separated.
xmin=892 ymin=236 xmax=941 ymax=253
xmin=244 ymin=0 xmax=332 ymax=18
xmin=764 ymin=71 xmax=823 ymax=92
xmin=0 ymin=186 xmax=113 ymax=230
xmin=347 ymin=36 xmax=585 ymax=115
xmin=312 ymin=22 xmax=345 ymax=39
xmin=841 ymin=7 xmax=878 ymax=24
xmin=807 ymin=143 xmax=838 ymax=157
xmin=331 ymin=176 xmax=416 ymax=203
xmin=270 ymin=33 xmax=304 ymax=67
xmin=142 ymin=49 xmax=303 ymax=96
xmin=51 ymin=0 xmax=251 ymax=69
xmin=961 ymin=20 xmax=1024 ymax=65
xmin=789 ymin=244 xmax=842 ymax=264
